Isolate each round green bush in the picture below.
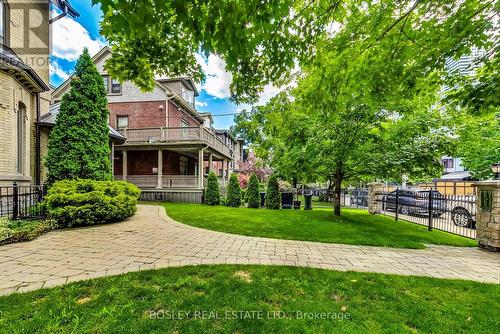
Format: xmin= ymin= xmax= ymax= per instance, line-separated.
xmin=246 ymin=173 xmax=260 ymax=208
xmin=43 ymin=179 xmax=141 ymax=227
xmin=265 ymin=175 xmax=281 ymax=209
xmin=225 ymin=173 xmax=241 ymax=207
xmin=204 ymin=172 xmax=220 ymax=205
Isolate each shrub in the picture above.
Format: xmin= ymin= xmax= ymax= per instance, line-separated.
xmin=226 ymin=174 xmax=241 ymax=207
xmin=44 ymin=179 xmax=141 ymax=227
xmin=265 ymin=175 xmax=281 ymax=209
xmin=0 ymin=217 xmax=55 ymax=245
xmin=246 ymin=173 xmax=260 ymax=208
xmin=204 ymin=172 xmax=220 ymax=205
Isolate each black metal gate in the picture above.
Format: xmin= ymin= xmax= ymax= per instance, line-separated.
xmin=346 ymin=187 xmax=477 ymax=239
xmin=0 ymin=183 xmax=46 ymax=220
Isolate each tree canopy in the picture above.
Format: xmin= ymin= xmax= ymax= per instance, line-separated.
xmin=94 ymin=0 xmax=496 ymax=103
xmin=233 ymin=0 xmax=495 ymax=214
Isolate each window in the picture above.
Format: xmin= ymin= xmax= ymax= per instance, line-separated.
xmin=182 ymin=89 xmax=194 ymax=106
xmin=116 ymin=116 xmax=128 ymax=129
xmin=103 ymin=76 xmax=109 ymax=92
xmin=180 ymin=119 xmax=189 ymax=138
xmin=442 ymin=158 xmax=454 ymax=169
xmin=102 ymin=75 xmax=121 ymax=94
xmin=0 ymin=0 xmax=6 ymax=45
xmin=180 ymin=157 xmax=188 ymax=175
xmin=111 ymin=78 xmax=121 ymax=93
xmin=17 ymin=102 xmax=26 ymax=174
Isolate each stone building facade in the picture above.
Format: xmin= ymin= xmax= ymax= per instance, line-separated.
xmin=0 ymin=0 xmax=69 ymax=186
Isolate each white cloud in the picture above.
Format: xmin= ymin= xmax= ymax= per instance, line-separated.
xmin=195 ymin=54 xmax=233 ymax=99
xmin=49 ymin=59 xmax=70 ymax=80
xmin=195 ymin=101 xmax=208 ymax=107
xmin=51 ymin=10 xmax=106 ymax=61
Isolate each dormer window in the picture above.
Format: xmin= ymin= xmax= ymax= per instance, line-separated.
xmin=182 ymin=89 xmax=194 ymax=107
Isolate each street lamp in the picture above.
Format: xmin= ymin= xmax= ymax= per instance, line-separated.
xmin=492 ymin=162 xmax=500 ymax=180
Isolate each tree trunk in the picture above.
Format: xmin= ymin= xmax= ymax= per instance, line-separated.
xmin=333 ymin=171 xmax=342 ymax=216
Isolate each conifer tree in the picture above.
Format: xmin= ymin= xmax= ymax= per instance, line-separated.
xmin=46 ymin=48 xmax=111 ymax=184
xmin=204 ymin=172 xmax=221 ymax=205
xmin=226 ymin=173 xmax=241 ymax=207
xmin=246 ymin=173 xmax=260 ymax=208
xmin=265 ymin=175 xmax=281 ymax=209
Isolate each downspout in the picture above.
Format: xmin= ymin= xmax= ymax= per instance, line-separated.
xmin=35 ymin=93 xmax=41 ymax=185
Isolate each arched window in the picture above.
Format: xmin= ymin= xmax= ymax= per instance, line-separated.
xmin=17 ymin=102 xmax=26 ymax=174
xmin=0 ymin=0 xmax=6 ymax=45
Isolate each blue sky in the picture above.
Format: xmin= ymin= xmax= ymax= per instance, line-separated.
xmin=49 ymin=1 xmax=278 ymax=128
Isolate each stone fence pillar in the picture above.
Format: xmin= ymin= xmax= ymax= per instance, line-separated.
xmin=475 ymin=180 xmax=500 ymax=252
xmin=368 ymin=182 xmax=384 ymax=215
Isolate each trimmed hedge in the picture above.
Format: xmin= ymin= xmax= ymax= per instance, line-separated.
xmin=226 ymin=173 xmax=241 ymax=207
xmin=44 ymin=179 xmax=141 ymax=227
xmin=246 ymin=173 xmax=260 ymax=208
xmin=204 ymin=172 xmax=220 ymax=205
xmin=265 ymin=175 xmax=281 ymax=209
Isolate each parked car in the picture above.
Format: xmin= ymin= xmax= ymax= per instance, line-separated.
xmin=383 ymin=188 xmax=445 ymax=217
xmin=351 ymin=189 xmax=368 ymax=207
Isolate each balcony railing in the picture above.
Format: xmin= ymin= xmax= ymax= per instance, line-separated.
xmin=117 ymin=127 xmax=232 ymax=157
xmin=115 ymin=175 xmax=199 ymax=188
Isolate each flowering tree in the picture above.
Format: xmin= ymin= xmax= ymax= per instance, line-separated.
xmin=237 ymin=152 xmax=272 ymax=188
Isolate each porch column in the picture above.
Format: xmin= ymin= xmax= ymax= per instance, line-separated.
xmin=198 ymin=148 xmax=204 ymax=189
xmin=122 ymin=150 xmax=127 ymax=181
xmin=208 ymin=153 xmax=213 ymax=173
xmin=223 ymin=159 xmax=228 ymax=186
xmin=157 ymin=149 xmax=163 ymax=188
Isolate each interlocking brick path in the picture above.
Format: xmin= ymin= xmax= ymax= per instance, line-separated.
xmin=0 ymin=205 xmax=499 ymax=296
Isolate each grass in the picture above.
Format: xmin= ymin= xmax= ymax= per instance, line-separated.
xmin=0 ymin=265 xmax=498 ymax=333
xmin=163 ymin=203 xmax=477 ymax=249
xmin=0 ymin=218 xmax=53 ymax=246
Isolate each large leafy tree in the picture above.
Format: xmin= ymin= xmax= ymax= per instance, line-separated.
xmin=234 ymin=0 xmax=494 ymax=215
xmin=443 ymin=43 xmax=500 ymax=178
xmin=94 ymin=0 xmax=494 ymax=103
xmin=46 ymin=49 xmax=111 ymax=184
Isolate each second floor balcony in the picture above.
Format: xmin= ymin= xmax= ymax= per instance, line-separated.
xmin=117 ymin=127 xmax=232 ymax=158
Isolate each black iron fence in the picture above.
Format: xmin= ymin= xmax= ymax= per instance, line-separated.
xmin=346 ymin=187 xmax=476 ymax=239
xmin=0 ymin=183 xmax=46 ymax=220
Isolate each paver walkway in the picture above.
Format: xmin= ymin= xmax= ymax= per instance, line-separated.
xmin=1 ymin=205 xmax=499 ymax=295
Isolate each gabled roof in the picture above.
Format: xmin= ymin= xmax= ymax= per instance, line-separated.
xmin=156 ymin=77 xmax=199 ymax=96
xmin=51 ymin=46 xmax=205 ymax=124
xmin=52 ymin=46 xmax=112 ymax=99
xmin=40 ymin=102 xmax=126 ymax=143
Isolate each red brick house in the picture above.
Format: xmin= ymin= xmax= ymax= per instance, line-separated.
xmin=51 ymin=47 xmax=244 ymax=203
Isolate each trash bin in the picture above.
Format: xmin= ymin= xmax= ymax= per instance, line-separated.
xmin=281 ymin=193 xmax=293 ymax=209
xmin=260 ymin=192 xmax=266 ymax=207
xmin=304 ymin=194 xmax=313 ymax=210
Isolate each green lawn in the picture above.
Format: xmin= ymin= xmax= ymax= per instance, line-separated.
xmin=0 ymin=265 xmax=497 ymax=333
xmin=163 ymin=204 xmax=477 ymax=249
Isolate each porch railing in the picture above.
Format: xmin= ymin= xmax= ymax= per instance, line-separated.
xmin=117 ymin=127 xmax=232 ymax=157
xmin=115 ymin=175 xmax=199 ymax=188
